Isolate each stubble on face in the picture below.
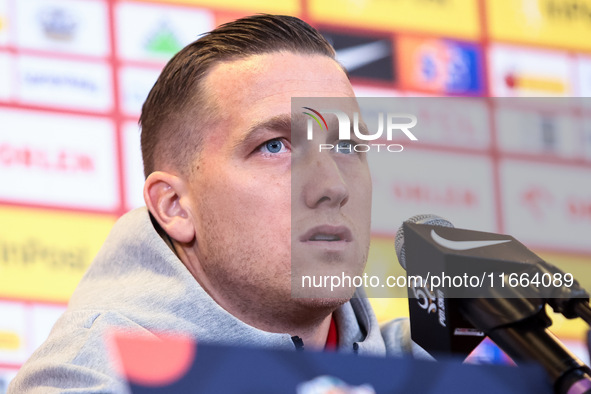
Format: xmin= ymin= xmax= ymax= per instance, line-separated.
xmin=192 ymin=171 xmax=350 ymax=330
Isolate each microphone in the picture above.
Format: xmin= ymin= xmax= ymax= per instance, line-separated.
xmin=395 ymin=214 xmax=591 ymax=394
xmin=395 ymin=214 xmax=454 ymax=270
xmin=395 ymin=215 xmax=486 ymax=358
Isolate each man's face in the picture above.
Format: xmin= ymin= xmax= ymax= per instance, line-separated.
xmin=183 ymin=51 xmax=372 ymax=325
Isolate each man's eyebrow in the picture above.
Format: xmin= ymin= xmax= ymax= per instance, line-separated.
xmin=233 ymin=114 xmax=296 ymax=150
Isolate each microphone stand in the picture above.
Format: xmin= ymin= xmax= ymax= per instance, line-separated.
xmin=459 ymin=277 xmax=591 ymax=394
xmin=535 ymin=261 xmax=591 ymax=327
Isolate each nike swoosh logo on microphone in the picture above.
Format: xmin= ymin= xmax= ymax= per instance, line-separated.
xmin=431 ymin=229 xmax=511 ymax=251
xmin=335 ymin=40 xmax=391 ymax=71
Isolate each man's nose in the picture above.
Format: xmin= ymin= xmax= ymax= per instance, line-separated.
xmin=303 ymin=155 xmax=349 ymax=209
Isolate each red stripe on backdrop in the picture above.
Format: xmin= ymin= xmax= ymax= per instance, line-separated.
xmin=107 ymin=0 xmax=128 ymax=218
xmin=0 ymin=363 xmax=22 ymax=370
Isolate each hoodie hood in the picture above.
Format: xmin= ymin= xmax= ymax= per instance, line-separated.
xmin=68 ymin=207 xmax=388 ymax=355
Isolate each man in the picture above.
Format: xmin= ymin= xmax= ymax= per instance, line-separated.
xmin=9 ymin=14 xmax=424 ymax=393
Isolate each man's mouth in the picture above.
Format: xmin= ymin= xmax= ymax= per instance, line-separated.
xmin=309 ymin=234 xmax=341 ymax=241
xmin=300 ymin=225 xmax=353 ymax=243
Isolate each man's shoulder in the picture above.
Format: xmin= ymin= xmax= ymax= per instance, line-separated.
xmin=7 ymin=309 xmax=144 ymax=393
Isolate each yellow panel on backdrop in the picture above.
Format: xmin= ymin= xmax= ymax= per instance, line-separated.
xmin=369 ymin=298 xmax=410 ymax=323
xmin=487 ymin=0 xmax=591 ymax=51
xmin=0 ymin=206 xmax=116 ymax=303
xmin=538 ymin=251 xmax=591 ymax=340
xmin=366 ymin=237 xmax=410 ymax=322
xmin=309 ymin=0 xmax=480 ymax=40
xmin=144 ymin=0 xmax=301 ymax=15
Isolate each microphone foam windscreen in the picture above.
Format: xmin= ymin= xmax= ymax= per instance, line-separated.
xmin=395 ymin=214 xmax=453 ymax=269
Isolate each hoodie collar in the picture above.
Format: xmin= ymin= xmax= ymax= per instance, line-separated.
xmin=71 ymin=208 xmax=387 ymax=356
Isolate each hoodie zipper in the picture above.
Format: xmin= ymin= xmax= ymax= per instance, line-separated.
xmin=291 ymin=336 xmax=305 ymax=351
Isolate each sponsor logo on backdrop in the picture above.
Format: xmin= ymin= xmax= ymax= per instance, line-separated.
xmin=38 ymin=6 xmax=77 ymax=42
xmin=0 ymin=237 xmax=88 ymax=271
xmin=522 ymin=186 xmax=554 ymax=218
xmin=488 ymin=0 xmax=591 ymax=50
xmin=0 ymin=301 xmax=27 ymax=364
xmin=0 ymin=207 xmax=116 ymax=302
xmin=500 ymin=160 xmax=591 ymax=251
xmin=116 ymin=2 xmax=213 ymax=62
xmin=144 ymin=20 xmax=184 ymax=57
xmin=518 ymin=0 xmax=589 ymax=26
xmin=495 ymin=106 xmax=579 ymax=158
xmin=24 ymin=70 xmax=99 ymax=94
xmin=320 ymin=30 xmax=395 ymax=83
xmin=0 ymin=143 xmax=94 ymax=173
xmin=568 ymin=196 xmax=591 ymax=222
xmin=0 ymin=301 xmax=67 ymax=367
xmin=398 ymin=37 xmax=482 ymax=94
xmin=0 ymin=109 xmax=118 ymax=210
xmin=392 ymin=182 xmax=478 ymax=207
xmin=16 ymin=0 xmax=109 ymax=56
xmin=542 ymin=0 xmax=591 ymax=23
xmin=369 ymin=150 xmax=497 ymax=235
xmin=488 ymin=45 xmax=572 ymax=96
xmin=503 ymin=72 xmax=566 ymax=94
xmin=17 ymin=56 xmax=112 ymax=111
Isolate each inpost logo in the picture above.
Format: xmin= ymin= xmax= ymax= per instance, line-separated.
xmin=302 ymin=107 xmax=418 ymax=153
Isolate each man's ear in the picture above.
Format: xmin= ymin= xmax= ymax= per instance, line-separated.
xmin=143 ymin=171 xmax=195 ymax=244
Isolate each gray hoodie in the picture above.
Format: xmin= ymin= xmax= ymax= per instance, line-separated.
xmin=8 ymin=208 xmax=426 ymax=393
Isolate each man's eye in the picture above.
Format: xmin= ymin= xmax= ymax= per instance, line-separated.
xmin=333 ymin=140 xmax=355 ymax=154
xmin=259 ymin=138 xmax=288 ymax=154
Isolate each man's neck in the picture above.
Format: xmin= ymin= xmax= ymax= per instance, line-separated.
xmin=212 ymin=294 xmax=338 ymax=350
xmin=289 ymin=313 xmax=333 ymax=350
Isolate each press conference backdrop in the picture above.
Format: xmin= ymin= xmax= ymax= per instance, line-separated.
xmin=1 ymin=0 xmax=591 ymax=388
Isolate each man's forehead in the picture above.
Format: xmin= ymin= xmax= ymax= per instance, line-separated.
xmin=197 ymin=52 xmax=355 ymax=150
xmin=203 ymin=52 xmax=353 ymax=102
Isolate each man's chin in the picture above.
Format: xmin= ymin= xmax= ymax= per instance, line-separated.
xmin=290 ymin=280 xmax=359 ymax=299
xmin=290 ymin=287 xmax=356 ymax=310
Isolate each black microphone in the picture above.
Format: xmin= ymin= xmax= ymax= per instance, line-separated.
xmin=395 ymin=214 xmax=591 ymax=394
xmin=394 ymin=215 xmax=486 ymax=358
